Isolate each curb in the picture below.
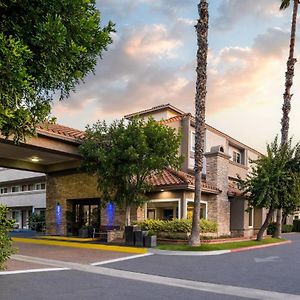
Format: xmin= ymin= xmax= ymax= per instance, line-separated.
xmin=12 ymin=237 xmax=148 ymax=255
xmin=149 ymin=240 xmax=292 ymax=256
xmin=230 ymin=240 xmax=292 ymax=253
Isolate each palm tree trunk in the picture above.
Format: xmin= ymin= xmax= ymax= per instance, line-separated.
xmin=257 ymin=207 xmax=275 ymax=241
xmin=189 ymin=0 xmax=209 ymax=246
xmin=275 ymin=0 xmax=299 ymax=238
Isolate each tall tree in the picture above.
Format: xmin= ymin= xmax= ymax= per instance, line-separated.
xmin=274 ymin=0 xmax=299 ymax=238
xmin=80 ymin=118 xmax=182 ymax=226
xmin=0 ymin=0 xmax=114 ymax=141
xmin=189 ymin=0 xmax=209 ymax=246
xmin=241 ymin=138 xmax=300 ymax=241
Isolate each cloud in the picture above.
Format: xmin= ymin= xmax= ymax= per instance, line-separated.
xmin=214 ymin=0 xmax=284 ymax=31
xmin=207 ymin=27 xmax=290 ymax=112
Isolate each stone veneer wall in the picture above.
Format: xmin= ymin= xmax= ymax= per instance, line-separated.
xmin=205 ymin=151 xmax=231 ymax=236
xmin=46 ymin=172 xmax=144 ymax=235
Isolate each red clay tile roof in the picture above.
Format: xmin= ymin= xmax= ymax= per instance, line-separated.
xmin=37 ymin=123 xmax=85 ymax=143
xmin=227 ymin=181 xmax=243 ymax=197
xmin=148 ymin=168 xmax=220 ymax=194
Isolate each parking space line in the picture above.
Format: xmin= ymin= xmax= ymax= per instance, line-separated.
xmin=90 ymin=253 xmax=153 ymax=266
xmin=0 ymin=267 xmax=70 ymax=276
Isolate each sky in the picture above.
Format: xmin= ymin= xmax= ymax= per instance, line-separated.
xmin=52 ymin=0 xmax=300 ymax=153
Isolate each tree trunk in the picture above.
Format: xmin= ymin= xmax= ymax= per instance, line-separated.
xmin=189 ymin=0 xmax=209 ymax=247
xmin=278 ymin=0 xmax=299 ymax=237
xmin=257 ymin=208 xmax=275 ymax=241
xmin=273 ymin=208 xmax=282 ymax=238
xmin=125 ymin=205 xmax=131 ymax=226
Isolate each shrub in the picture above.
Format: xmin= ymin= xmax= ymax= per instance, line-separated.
xmin=282 ymin=224 xmax=293 ymax=233
xmin=267 ymin=222 xmax=276 ymax=235
xmin=293 ymin=219 xmax=300 ymax=232
xmin=137 ymin=219 xmax=217 ymax=234
xmin=28 ymin=212 xmax=45 ymax=232
xmin=0 ymin=205 xmax=15 ymax=270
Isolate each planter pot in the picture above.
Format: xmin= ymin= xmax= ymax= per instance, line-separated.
xmin=144 ymin=235 xmax=157 ymax=248
xmin=125 ymin=225 xmax=139 ymax=246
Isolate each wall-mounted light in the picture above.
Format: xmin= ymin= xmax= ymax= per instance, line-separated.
xmin=31 ymin=156 xmax=40 ymax=163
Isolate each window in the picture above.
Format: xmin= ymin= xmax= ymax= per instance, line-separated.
xmin=163 ymin=209 xmax=174 ymax=220
xmin=21 ymin=185 xmax=28 ymax=192
xmin=35 ymin=183 xmax=46 ymax=190
xmin=0 ymin=187 xmax=8 ymax=194
xmin=233 ymin=151 xmax=241 ymax=164
xmin=28 ymin=184 xmax=34 ymax=191
xmin=187 ymin=201 xmax=208 ymax=219
xmin=248 ymin=207 xmax=254 ymax=227
xmin=147 ymin=209 xmax=156 ymax=220
xmin=12 ymin=186 xmax=20 ymax=193
xmin=191 ymin=132 xmax=195 ymax=152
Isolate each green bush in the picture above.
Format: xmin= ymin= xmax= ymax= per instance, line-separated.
xmin=267 ymin=222 xmax=276 ymax=235
xmin=137 ymin=219 xmax=217 ymax=234
xmin=293 ymin=219 xmax=300 ymax=232
xmin=0 ymin=205 xmax=15 ymax=270
xmin=28 ymin=212 xmax=45 ymax=232
xmin=282 ymin=224 xmax=293 ymax=233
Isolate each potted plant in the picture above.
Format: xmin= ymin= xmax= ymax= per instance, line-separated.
xmin=144 ymin=230 xmax=157 ymax=248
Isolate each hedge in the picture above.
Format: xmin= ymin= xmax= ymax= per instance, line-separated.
xmin=293 ymin=219 xmax=300 ymax=232
xmin=0 ymin=205 xmax=15 ymax=270
xmin=136 ymin=219 xmax=218 ymax=234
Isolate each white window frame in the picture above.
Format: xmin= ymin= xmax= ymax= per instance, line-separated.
xmin=0 ymin=187 xmax=8 ymax=194
xmin=11 ymin=186 xmax=20 ymax=193
xmin=248 ymin=207 xmax=254 ymax=228
xmin=191 ymin=131 xmax=195 ymax=152
xmin=149 ymin=198 xmax=181 ymax=219
xmin=35 ymin=183 xmax=46 ymax=190
xmin=233 ymin=151 xmax=241 ymax=164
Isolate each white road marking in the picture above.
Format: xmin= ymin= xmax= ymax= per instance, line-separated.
xmin=90 ymin=253 xmax=153 ymax=266
xmin=0 ymin=267 xmax=69 ymax=276
xmin=254 ymin=256 xmax=280 ymax=263
xmin=11 ymin=254 xmax=300 ymax=300
xmin=149 ymin=249 xmax=230 ymax=256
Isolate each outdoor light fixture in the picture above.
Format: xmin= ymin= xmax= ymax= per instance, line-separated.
xmin=31 ymin=156 xmax=40 ymax=163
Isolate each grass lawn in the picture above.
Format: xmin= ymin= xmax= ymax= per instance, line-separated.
xmin=156 ymin=238 xmax=284 ymax=251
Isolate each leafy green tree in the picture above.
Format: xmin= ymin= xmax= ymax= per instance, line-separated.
xmin=80 ymin=118 xmax=182 ymax=225
xmin=0 ymin=0 xmax=114 ymax=141
xmin=0 ymin=205 xmax=15 ymax=270
xmin=241 ymin=137 xmax=300 ymax=241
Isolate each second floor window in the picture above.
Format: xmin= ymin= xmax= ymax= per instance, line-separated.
xmin=233 ymin=151 xmax=241 ymax=164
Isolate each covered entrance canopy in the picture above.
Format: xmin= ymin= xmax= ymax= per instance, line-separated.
xmin=0 ymin=123 xmax=84 ymax=173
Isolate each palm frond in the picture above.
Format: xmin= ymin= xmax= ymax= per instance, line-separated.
xmin=280 ymin=0 xmax=291 ymax=10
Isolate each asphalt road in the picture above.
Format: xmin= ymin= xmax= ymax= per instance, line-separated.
xmin=0 ymin=270 xmax=248 ymax=300
xmin=1 ymin=234 xmax=300 ymax=300
xmin=103 ymin=233 xmax=300 ymax=295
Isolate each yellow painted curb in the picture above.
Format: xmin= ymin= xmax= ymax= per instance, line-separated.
xmin=38 ymin=236 xmax=98 ymax=242
xmin=12 ymin=237 xmax=148 ymax=254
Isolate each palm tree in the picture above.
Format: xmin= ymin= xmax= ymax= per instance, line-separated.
xmin=189 ymin=0 xmax=209 ymax=246
xmin=274 ymin=0 xmax=299 ymax=238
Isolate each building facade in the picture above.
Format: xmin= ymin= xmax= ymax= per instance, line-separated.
xmin=0 ymin=168 xmax=46 ymax=229
xmin=0 ymin=104 xmax=268 ymax=238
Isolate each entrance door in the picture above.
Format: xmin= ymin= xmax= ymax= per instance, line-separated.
xmin=72 ymin=199 xmax=101 ymax=230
